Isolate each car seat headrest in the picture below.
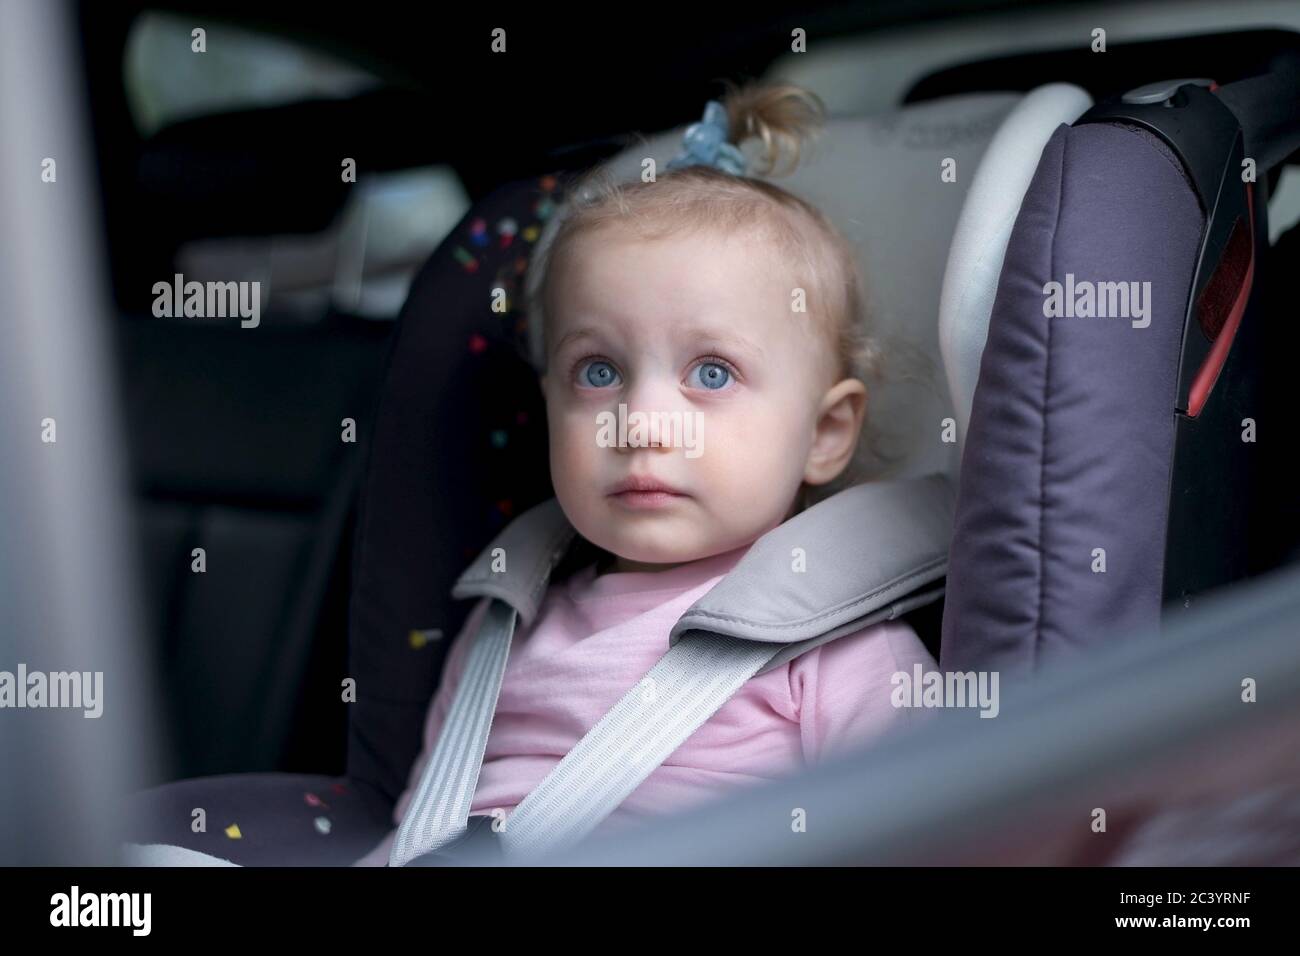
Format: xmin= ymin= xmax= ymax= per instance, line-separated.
xmin=939 ymin=83 xmax=1093 ymax=462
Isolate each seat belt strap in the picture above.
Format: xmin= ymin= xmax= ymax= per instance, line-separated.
xmin=387 ymin=599 xmax=517 ymax=868
xmin=498 ymin=631 xmax=782 ymax=858
xmin=389 ymin=605 xmax=781 ymax=864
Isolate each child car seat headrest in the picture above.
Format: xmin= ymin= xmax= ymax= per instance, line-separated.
xmin=939 ymin=83 xmax=1093 ymax=460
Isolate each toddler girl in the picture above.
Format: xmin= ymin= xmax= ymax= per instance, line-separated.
xmin=355 ymin=80 xmax=936 ymax=865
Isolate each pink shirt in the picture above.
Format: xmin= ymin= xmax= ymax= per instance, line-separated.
xmin=355 ymin=546 xmax=935 ymax=865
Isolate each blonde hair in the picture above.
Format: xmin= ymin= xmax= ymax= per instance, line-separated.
xmin=525 ymin=80 xmax=889 ymax=503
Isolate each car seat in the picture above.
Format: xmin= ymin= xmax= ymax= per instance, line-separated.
xmin=940 ymin=51 xmax=1300 ymax=676
xmin=117 ymin=82 xmax=1095 ymax=865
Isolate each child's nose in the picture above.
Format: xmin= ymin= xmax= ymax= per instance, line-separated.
xmin=622 ymin=376 xmax=682 ymax=417
xmin=616 ymin=378 xmax=685 ymax=452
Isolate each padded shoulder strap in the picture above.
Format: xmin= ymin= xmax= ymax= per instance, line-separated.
xmin=454 ymin=473 xmax=953 ymax=659
xmin=451 ymin=498 xmax=576 ymax=627
xmin=670 ymin=473 xmax=953 ymax=675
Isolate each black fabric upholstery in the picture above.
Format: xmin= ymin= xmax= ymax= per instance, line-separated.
xmin=345 ymin=176 xmax=561 ymax=807
xmin=121 ymin=772 xmax=391 ymax=867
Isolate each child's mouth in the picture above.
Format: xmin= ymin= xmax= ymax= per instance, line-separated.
xmin=610 ymin=490 xmax=686 ymax=510
xmin=607 ymin=477 xmax=688 ymax=510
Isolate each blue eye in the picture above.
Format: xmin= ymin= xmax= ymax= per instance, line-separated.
xmin=580 ymin=360 xmax=621 ymax=388
xmin=690 ymin=361 xmax=732 ymax=390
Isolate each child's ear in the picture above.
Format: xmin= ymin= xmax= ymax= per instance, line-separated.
xmin=803 ymin=378 xmax=867 ymax=486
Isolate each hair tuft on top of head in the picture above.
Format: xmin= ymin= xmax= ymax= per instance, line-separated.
xmin=719 ymin=79 xmax=827 ymax=177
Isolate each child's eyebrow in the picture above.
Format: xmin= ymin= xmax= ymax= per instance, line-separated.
xmin=685 ymin=327 xmax=766 ymax=362
xmin=549 ymin=324 xmax=768 ymax=362
xmin=550 ymin=326 xmax=604 ymax=355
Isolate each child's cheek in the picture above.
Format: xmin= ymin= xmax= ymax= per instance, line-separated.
xmin=557 ymin=405 xmax=604 ymax=455
xmin=709 ymin=402 xmax=804 ymax=490
xmin=549 ymin=411 xmax=601 ymax=479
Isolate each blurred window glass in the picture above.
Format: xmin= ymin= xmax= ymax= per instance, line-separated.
xmin=124 ymin=11 xmax=380 ymax=135
xmin=175 ymin=166 xmax=471 ymax=322
xmin=125 ymin=12 xmax=470 ymax=321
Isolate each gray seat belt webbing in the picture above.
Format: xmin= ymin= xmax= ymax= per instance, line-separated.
xmin=388 ymin=599 xmax=517 ymax=868
xmin=390 ymin=607 xmax=782 ymax=864
xmin=499 ymin=632 xmax=782 ymax=859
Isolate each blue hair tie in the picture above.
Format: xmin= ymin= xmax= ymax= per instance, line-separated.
xmin=666 ymin=100 xmax=747 ymax=175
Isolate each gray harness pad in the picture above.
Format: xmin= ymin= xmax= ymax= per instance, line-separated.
xmin=455 ymin=473 xmax=954 ymax=657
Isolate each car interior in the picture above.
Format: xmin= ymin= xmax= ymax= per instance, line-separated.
xmin=7 ymin=0 xmax=1300 ymax=868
